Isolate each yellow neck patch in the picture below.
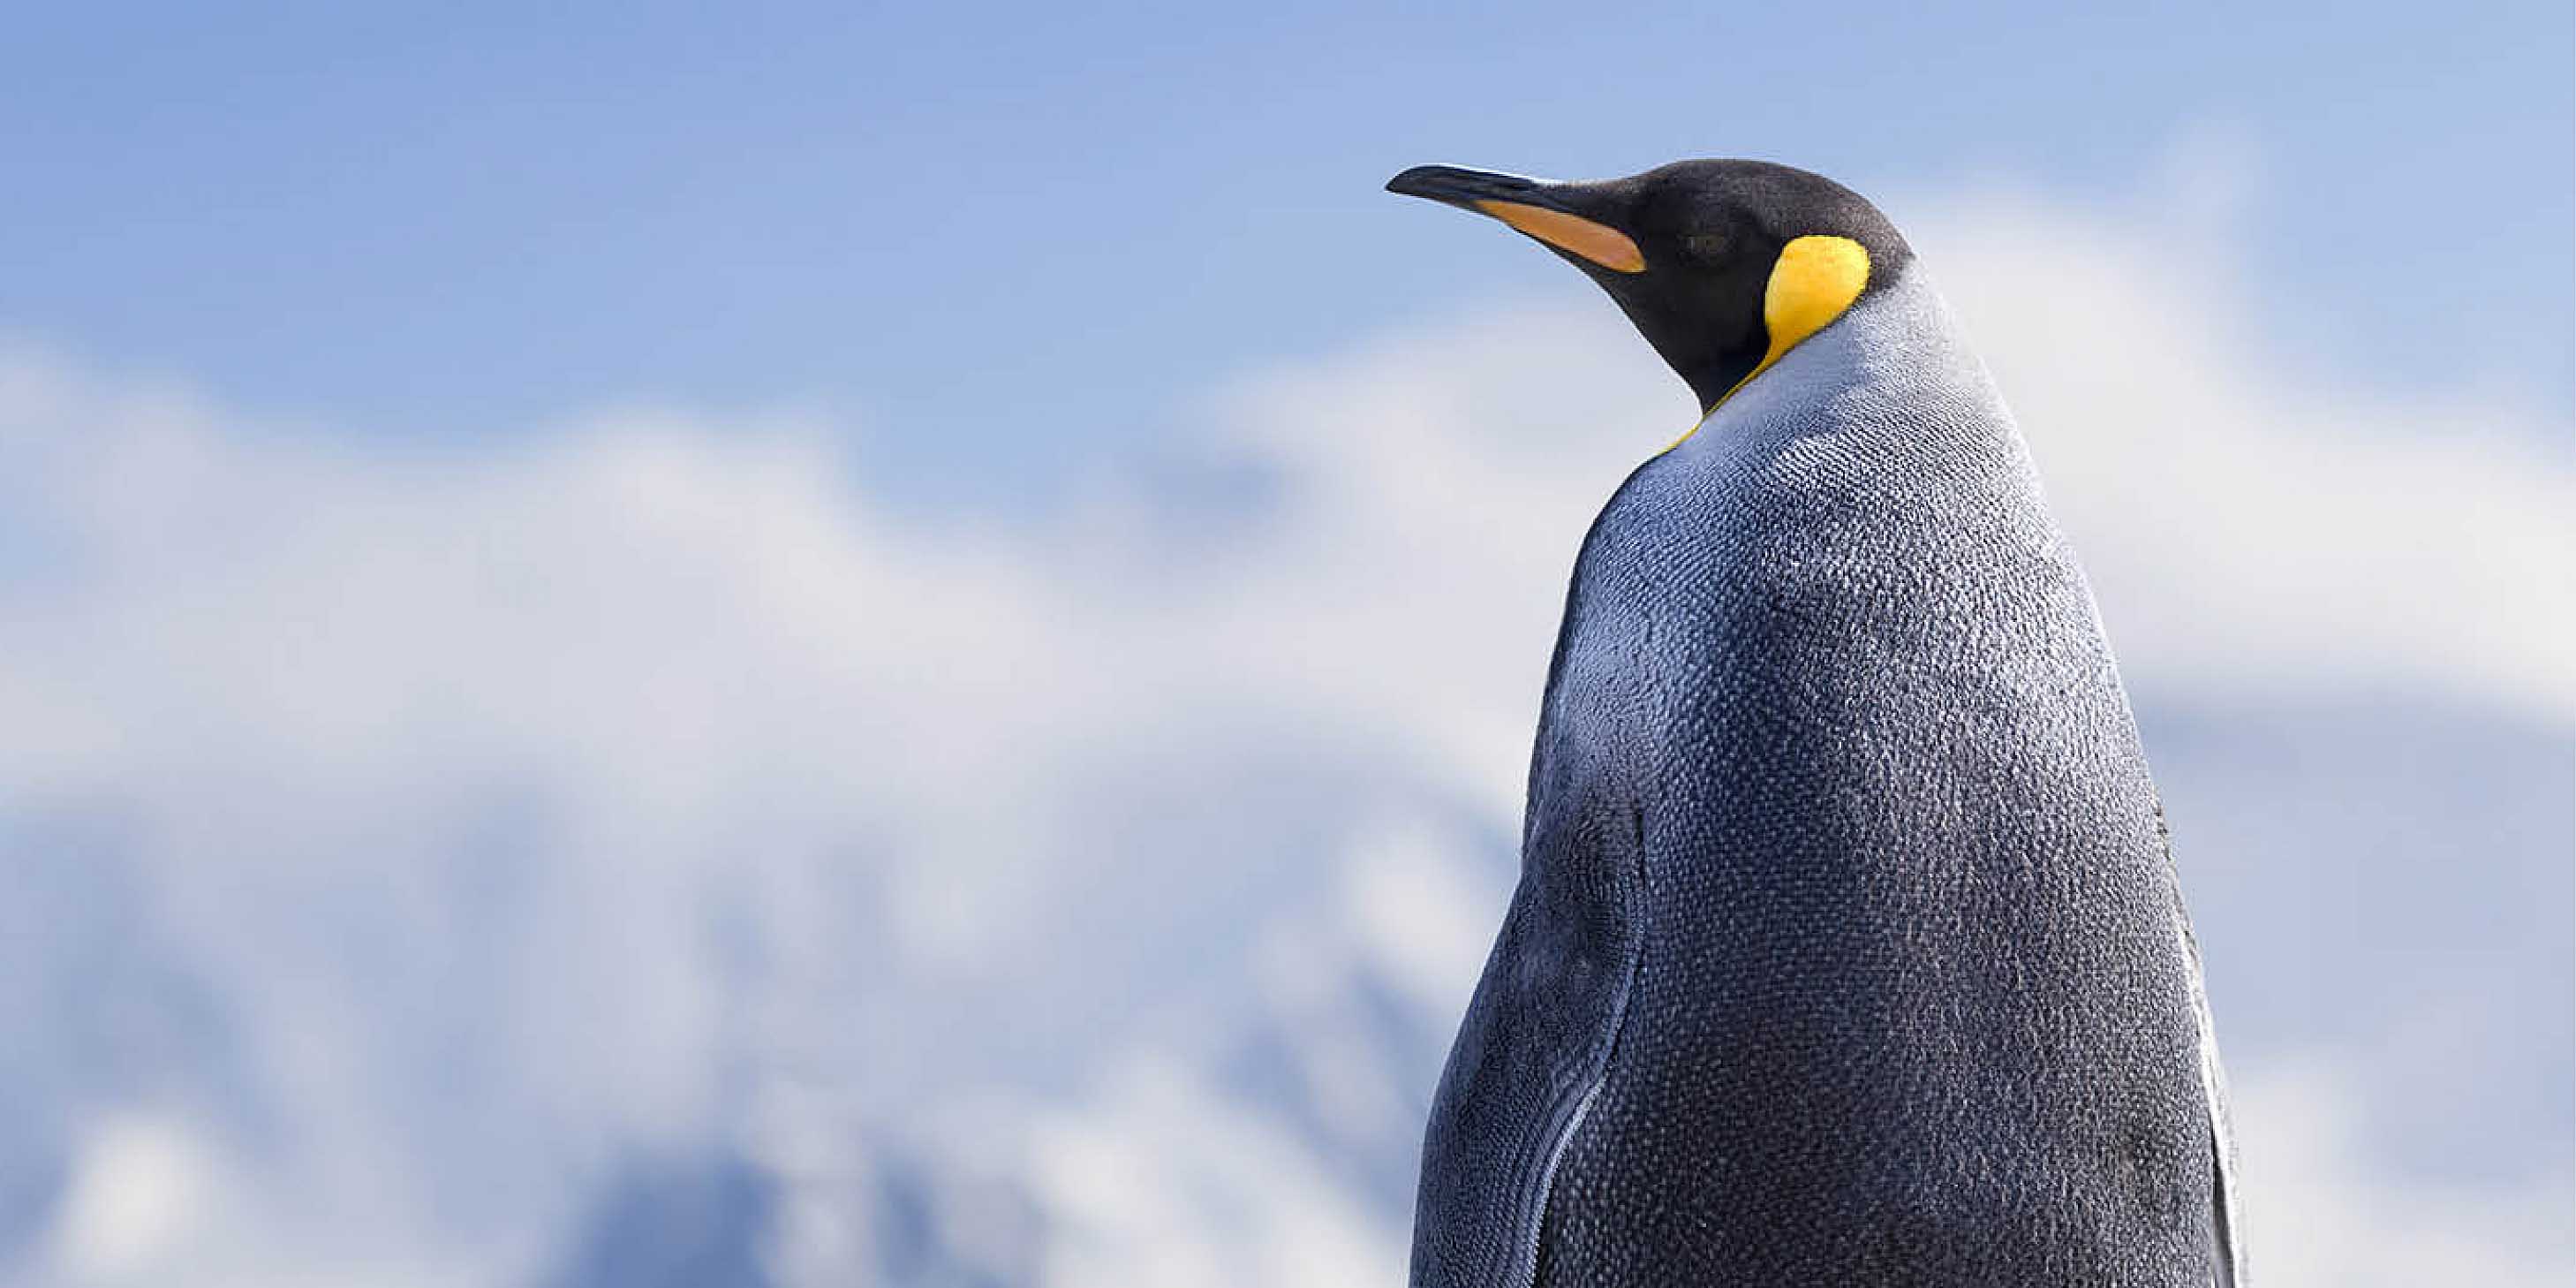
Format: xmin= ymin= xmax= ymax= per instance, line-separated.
xmin=1666 ymin=233 xmax=1871 ymax=451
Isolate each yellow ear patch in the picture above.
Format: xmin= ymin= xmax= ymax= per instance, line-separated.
xmin=1756 ymin=234 xmax=1870 ymax=375
xmin=1474 ymin=200 xmax=1647 ymax=274
xmin=1665 ymin=234 xmax=1871 ymax=452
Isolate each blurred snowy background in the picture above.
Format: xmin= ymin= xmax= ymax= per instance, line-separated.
xmin=3 ymin=4 xmax=2569 ymax=1286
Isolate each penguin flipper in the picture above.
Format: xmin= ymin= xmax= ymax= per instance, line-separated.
xmin=1409 ymin=786 xmax=1645 ymax=1288
xmin=2179 ymin=894 xmax=2248 ymax=1287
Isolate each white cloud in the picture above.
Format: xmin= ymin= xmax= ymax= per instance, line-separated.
xmin=45 ymin=1113 xmax=219 ymax=1282
xmin=1908 ymin=192 xmax=2575 ymax=719
xmin=0 ymin=175 xmax=2565 ymax=1285
xmin=2232 ymin=1061 xmax=2572 ymax=1287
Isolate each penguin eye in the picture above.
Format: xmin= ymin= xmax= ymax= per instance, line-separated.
xmin=1682 ymin=231 xmax=1732 ymax=263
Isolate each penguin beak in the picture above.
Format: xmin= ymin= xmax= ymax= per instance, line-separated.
xmin=1386 ymin=164 xmax=1646 ymax=275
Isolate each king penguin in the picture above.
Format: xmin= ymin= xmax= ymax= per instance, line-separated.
xmin=1386 ymin=159 xmax=2245 ymax=1287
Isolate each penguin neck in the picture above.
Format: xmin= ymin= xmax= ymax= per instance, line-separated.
xmin=1672 ymin=273 xmax=1974 ymax=448
xmin=1611 ymin=305 xmax=1766 ymax=418
xmin=1681 ymin=352 xmax=1764 ymax=418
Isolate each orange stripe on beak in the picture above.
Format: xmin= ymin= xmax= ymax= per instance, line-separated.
xmin=1473 ymin=201 xmax=1647 ymax=274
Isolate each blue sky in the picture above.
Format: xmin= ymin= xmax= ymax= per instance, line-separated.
xmin=1 ymin=5 xmax=2570 ymax=1286
xmin=7 ymin=1 xmax=2570 ymax=499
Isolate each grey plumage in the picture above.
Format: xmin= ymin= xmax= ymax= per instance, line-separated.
xmin=1405 ymin=267 xmax=2245 ymax=1286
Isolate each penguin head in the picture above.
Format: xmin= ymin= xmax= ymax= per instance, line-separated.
xmin=1386 ymin=159 xmax=1914 ymax=414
